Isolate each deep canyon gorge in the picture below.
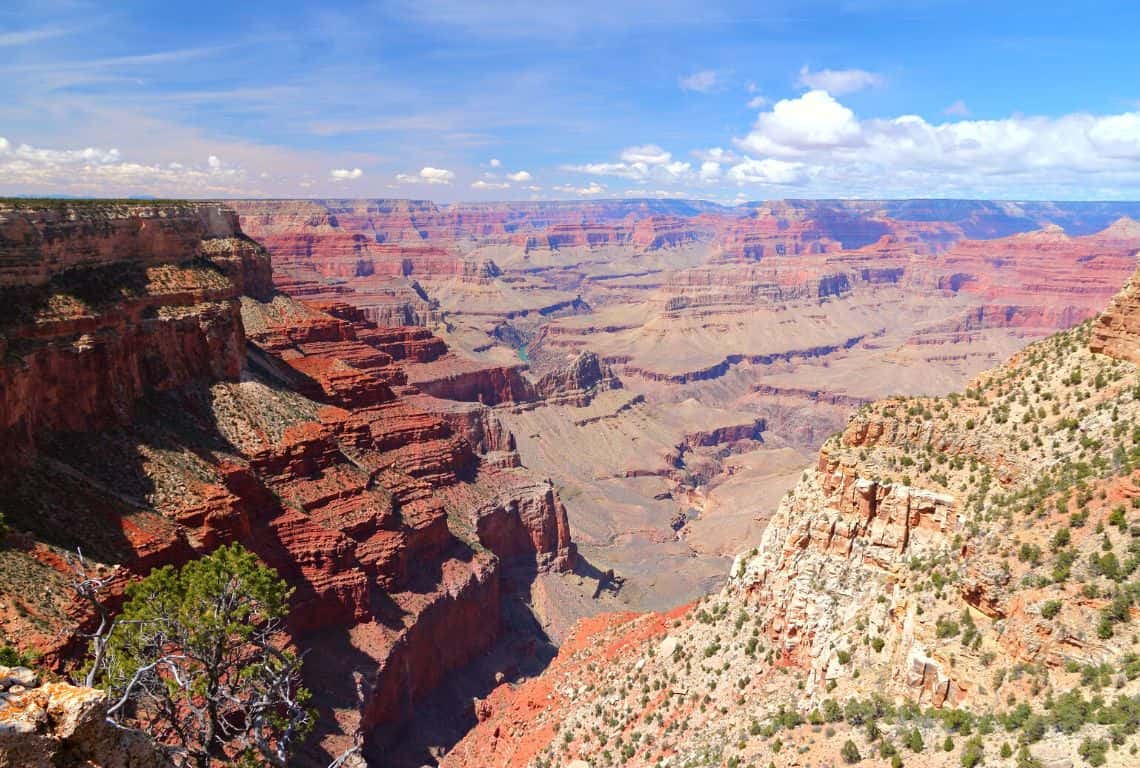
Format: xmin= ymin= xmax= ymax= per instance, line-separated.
xmin=3 ymin=197 xmax=1140 ymax=767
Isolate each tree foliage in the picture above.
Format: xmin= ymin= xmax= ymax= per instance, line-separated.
xmin=96 ymin=544 xmax=312 ymax=768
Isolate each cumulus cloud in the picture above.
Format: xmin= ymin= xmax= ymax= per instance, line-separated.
xmin=420 ymin=166 xmax=455 ymax=184
xmin=553 ymin=181 xmax=606 ymax=196
xmin=0 ymin=138 xmax=121 ymax=165
xmin=725 ymin=157 xmax=807 ymax=185
xmin=719 ymin=91 xmax=1140 ymax=196
xmin=0 ymin=136 xmax=254 ymax=196
xmin=1086 ymin=113 xmax=1140 ymax=159
xmin=395 ymin=166 xmax=455 ymax=185
xmin=506 ymin=170 xmax=532 ymax=182
xmin=795 ymin=66 xmax=884 ymax=95
xmin=565 ymin=144 xmax=692 ymax=183
xmin=621 ymin=145 xmax=672 ymax=165
xmin=472 ymin=179 xmax=510 ymax=189
xmin=747 ymin=95 xmax=768 ymax=109
xmin=679 ymin=70 xmax=721 ymax=93
xmin=488 ymin=158 xmax=502 ymax=168
xmin=693 ymin=147 xmax=736 ymax=163
xmin=736 ymin=90 xmax=863 ymax=156
xmin=330 ymin=167 xmax=364 ymax=180
xmin=699 ymin=161 xmax=722 ymax=180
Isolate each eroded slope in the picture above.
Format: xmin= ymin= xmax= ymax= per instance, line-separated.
xmin=447 ymin=263 xmax=1140 ymax=768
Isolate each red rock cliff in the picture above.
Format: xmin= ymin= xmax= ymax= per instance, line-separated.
xmin=0 ymin=201 xmax=577 ymax=764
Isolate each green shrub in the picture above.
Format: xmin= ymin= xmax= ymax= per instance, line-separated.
xmin=0 ymin=645 xmax=33 ymax=667
xmin=960 ymin=736 xmax=984 ymax=768
xmin=1078 ymin=737 xmax=1108 ymax=766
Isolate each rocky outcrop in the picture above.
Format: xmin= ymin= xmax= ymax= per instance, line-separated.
xmin=0 ymin=201 xmax=258 ymax=448
xmin=1091 ymin=261 xmax=1140 ymax=363
xmin=471 ymin=481 xmax=576 ymax=571
xmin=0 ymin=672 xmax=169 ymax=768
xmin=407 ymin=358 xmax=533 ymax=405
xmin=531 ymin=351 xmax=621 ymax=406
xmin=405 ymin=351 xmax=621 ymax=409
xmin=730 ymin=454 xmax=960 ymax=691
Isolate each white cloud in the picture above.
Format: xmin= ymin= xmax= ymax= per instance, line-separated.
xmin=395 ymin=166 xmax=456 ymax=185
xmin=620 ymin=145 xmax=672 ymax=165
xmin=736 ymin=90 xmax=863 ymax=156
xmin=725 ymin=157 xmax=807 ymax=185
xmin=693 ymin=146 xmax=736 ymax=163
xmin=472 ymin=179 xmax=510 ymax=189
xmin=699 ymin=161 xmax=722 ymax=180
xmin=1087 ymin=113 xmax=1140 ymax=160
xmin=679 ymin=70 xmax=721 ymax=93
xmin=489 ymin=158 xmax=502 ymax=167
xmin=795 ymin=66 xmax=884 ymax=95
xmin=2 ymin=140 xmax=122 ymax=165
xmin=420 ymin=166 xmax=455 ymax=184
xmin=553 ymin=181 xmax=606 ymax=196
xmin=506 ymin=170 xmax=532 ymax=182
xmin=944 ymin=99 xmax=971 ymax=117
xmin=330 ymin=167 xmax=364 ymax=180
xmin=747 ymin=95 xmax=768 ymax=109
xmin=0 ymin=136 xmax=256 ymax=196
xmin=565 ymin=144 xmax=693 ymax=184
xmin=718 ymin=91 xmax=1140 ymax=196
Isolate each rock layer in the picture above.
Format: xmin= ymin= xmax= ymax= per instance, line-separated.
xmin=0 ymin=201 xmax=580 ymax=764
xmin=445 ymin=261 xmax=1140 ymax=768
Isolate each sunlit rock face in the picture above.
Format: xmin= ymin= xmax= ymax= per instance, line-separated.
xmin=443 ymin=262 xmax=1140 ymax=768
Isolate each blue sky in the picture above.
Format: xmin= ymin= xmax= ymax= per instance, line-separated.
xmin=2 ymin=0 xmax=1140 ymax=200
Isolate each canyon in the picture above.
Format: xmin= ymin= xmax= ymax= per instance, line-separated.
xmin=2 ymin=196 xmax=1140 ymax=766
xmin=0 ymin=200 xmax=591 ymax=766
xmin=446 ymin=228 xmax=1140 ymax=768
xmin=233 ymin=198 xmax=1140 ymax=615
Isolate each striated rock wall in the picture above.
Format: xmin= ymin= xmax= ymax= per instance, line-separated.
xmin=1 ymin=201 xmax=239 ymax=287
xmin=0 ymin=201 xmax=273 ymax=447
xmin=730 ymin=451 xmax=962 ymax=698
xmin=0 ymin=202 xmax=584 ymax=764
xmin=531 ymin=351 xmax=621 ymax=406
xmin=1091 ymin=258 xmax=1140 ymax=363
